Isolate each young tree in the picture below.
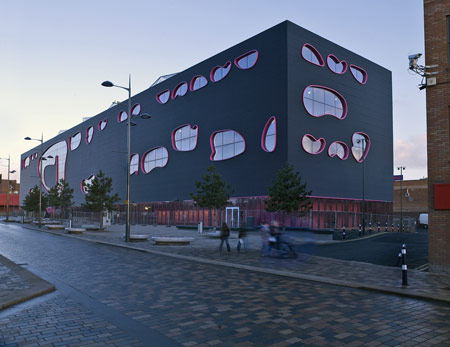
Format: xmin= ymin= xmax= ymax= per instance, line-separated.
xmin=21 ymin=185 xmax=48 ymax=218
xmin=82 ymin=170 xmax=120 ymax=230
xmin=190 ymin=165 xmax=232 ymax=229
xmin=47 ymin=179 xmax=74 ymax=219
xmin=265 ymin=163 xmax=311 ymax=226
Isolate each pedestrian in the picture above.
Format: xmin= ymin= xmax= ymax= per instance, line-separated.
xmin=260 ymin=221 xmax=271 ymax=256
xmin=219 ymin=222 xmax=231 ymax=253
xmin=237 ymin=224 xmax=247 ymax=253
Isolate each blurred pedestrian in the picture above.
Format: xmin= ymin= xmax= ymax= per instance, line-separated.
xmin=237 ymin=224 xmax=247 ymax=253
xmin=219 ymin=222 xmax=231 ymax=253
xmin=260 ymin=221 xmax=271 ymax=256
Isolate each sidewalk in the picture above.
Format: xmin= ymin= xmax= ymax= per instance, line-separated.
xmin=1 ymin=222 xmax=450 ymax=310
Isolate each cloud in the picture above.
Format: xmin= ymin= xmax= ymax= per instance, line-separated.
xmin=394 ymin=133 xmax=427 ymax=179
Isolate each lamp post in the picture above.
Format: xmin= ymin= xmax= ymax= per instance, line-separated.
xmin=357 ymin=138 xmax=366 ymax=234
xmin=397 ymin=166 xmax=406 ymax=231
xmin=0 ymin=155 xmax=16 ymax=222
xmin=101 ymin=75 xmax=150 ymax=242
xmin=25 ymin=133 xmax=44 ymax=227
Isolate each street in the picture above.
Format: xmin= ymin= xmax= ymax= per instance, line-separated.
xmin=0 ymin=223 xmax=449 ymax=346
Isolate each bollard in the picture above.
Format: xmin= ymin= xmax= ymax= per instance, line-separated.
xmin=369 ymin=222 xmax=372 ymax=233
xmin=342 ymin=227 xmax=346 ymax=240
xmin=385 ymin=222 xmax=388 ymax=232
xmin=401 ymin=244 xmax=408 ymax=285
xmin=198 ymin=221 xmax=203 ymax=234
xmin=402 ymin=224 xmax=405 ymax=232
xmin=397 ymin=224 xmax=400 ymax=232
xmin=407 ymin=225 xmax=409 ymax=232
xmin=358 ymin=224 xmax=362 ymax=237
xmin=391 ymin=223 xmax=394 ymax=232
xmin=378 ymin=222 xmax=380 ymax=233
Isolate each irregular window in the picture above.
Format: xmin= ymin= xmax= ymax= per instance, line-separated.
xmin=350 ymin=64 xmax=368 ymax=84
xmin=81 ymin=174 xmax=95 ymax=194
xmin=210 ymin=130 xmax=246 ymax=161
xmin=328 ymin=141 xmax=349 ymax=160
xmin=40 ymin=141 xmax=68 ymax=191
xmin=130 ymin=153 xmax=139 ymax=175
xmin=24 ymin=157 xmax=30 ymax=168
xmin=172 ymin=124 xmax=198 ymax=151
xmin=69 ymin=132 xmax=81 ymax=151
xmin=172 ymin=82 xmax=188 ymax=99
xmin=302 ymin=134 xmax=326 ymax=155
xmin=141 ymin=147 xmax=169 ymax=174
xmin=261 ymin=116 xmax=276 ymax=152
xmin=118 ymin=110 xmax=128 ymax=123
xmin=303 ymin=85 xmax=347 ymax=120
xmin=190 ymin=76 xmax=208 ymax=91
xmin=301 ymin=44 xmax=324 ymax=66
xmin=98 ymin=119 xmax=108 ymax=131
xmin=33 ymin=153 xmax=38 ymax=159
xmin=210 ymin=62 xmax=231 ymax=82
xmin=234 ymin=50 xmax=258 ymax=69
xmin=156 ymin=90 xmax=170 ymax=104
xmin=131 ymin=103 xmax=141 ymax=117
xmin=86 ymin=126 xmax=94 ymax=144
xmin=351 ymin=132 xmax=370 ymax=162
xmin=327 ymin=54 xmax=347 ymax=74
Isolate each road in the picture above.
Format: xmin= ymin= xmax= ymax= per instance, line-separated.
xmin=0 ymin=223 xmax=449 ymax=346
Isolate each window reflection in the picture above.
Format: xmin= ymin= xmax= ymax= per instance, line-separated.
xmin=142 ymin=147 xmax=169 ymax=174
xmin=211 ymin=62 xmax=232 ymax=82
xmin=235 ymin=50 xmax=258 ymax=69
xmin=301 ymin=44 xmax=324 ymax=66
xmin=261 ymin=116 xmax=276 ymax=152
xmin=303 ymin=86 xmax=346 ymax=119
xmin=190 ymin=76 xmax=208 ymax=91
xmin=156 ymin=90 xmax=170 ymax=104
xmin=328 ymin=141 xmax=349 ymax=160
xmin=211 ymin=130 xmax=246 ymax=161
xmin=327 ymin=55 xmax=347 ymax=74
xmin=70 ymin=132 xmax=81 ymax=151
xmin=302 ymin=134 xmax=325 ymax=154
xmin=172 ymin=82 xmax=188 ymax=99
xmin=172 ymin=124 xmax=198 ymax=151
xmin=86 ymin=126 xmax=94 ymax=144
xmin=350 ymin=65 xmax=368 ymax=84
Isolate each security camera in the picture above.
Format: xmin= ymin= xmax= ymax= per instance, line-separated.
xmin=409 ymin=53 xmax=422 ymax=69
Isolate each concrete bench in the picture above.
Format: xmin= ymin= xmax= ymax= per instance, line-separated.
xmin=207 ymin=231 xmax=221 ymax=238
xmin=122 ymin=234 xmax=148 ymax=242
xmin=65 ymin=227 xmax=85 ymax=234
xmin=151 ymin=236 xmax=194 ymax=245
xmin=82 ymin=224 xmax=101 ymax=231
xmin=46 ymin=224 xmax=65 ymax=230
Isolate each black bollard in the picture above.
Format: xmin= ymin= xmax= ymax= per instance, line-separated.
xmin=402 ymin=224 xmax=405 ymax=232
xmin=397 ymin=224 xmax=400 ymax=232
xmin=391 ymin=223 xmax=394 ymax=232
xmin=359 ymin=224 xmax=361 ymax=237
xmin=378 ymin=222 xmax=380 ymax=233
xmin=342 ymin=227 xmax=346 ymax=240
xmin=385 ymin=222 xmax=388 ymax=232
xmin=369 ymin=222 xmax=372 ymax=233
xmin=401 ymin=244 xmax=408 ymax=285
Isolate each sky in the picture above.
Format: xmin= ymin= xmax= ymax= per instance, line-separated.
xmin=0 ymin=0 xmax=426 ymax=183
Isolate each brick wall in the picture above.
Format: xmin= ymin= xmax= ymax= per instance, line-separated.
xmin=393 ymin=179 xmax=428 ymax=218
xmin=424 ymin=0 xmax=450 ymax=274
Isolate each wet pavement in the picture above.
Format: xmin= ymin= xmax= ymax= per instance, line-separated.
xmin=0 ymin=221 xmax=449 ymax=346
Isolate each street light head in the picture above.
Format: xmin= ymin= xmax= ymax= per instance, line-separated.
xmin=101 ymin=81 xmax=114 ymax=87
xmin=140 ymin=113 xmax=151 ymax=119
xmin=10 ymin=170 xmax=16 ymax=174
xmin=24 ymin=137 xmax=31 ymax=140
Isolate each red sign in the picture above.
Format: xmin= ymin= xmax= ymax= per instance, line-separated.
xmin=434 ymin=183 xmax=450 ymax=210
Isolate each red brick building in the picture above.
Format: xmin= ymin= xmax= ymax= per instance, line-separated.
xmin=393 ymin=179 xmax=428 ymax=219
xmin=0 ymin=178 xmax=20 ymax=215
xmin=424 ymin=0 xmax=450 ymax=273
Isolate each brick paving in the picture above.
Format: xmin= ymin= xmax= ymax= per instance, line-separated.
xmin=0 ymin=222 xmax=449 ymax=346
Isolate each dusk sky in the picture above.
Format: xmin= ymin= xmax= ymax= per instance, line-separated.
xmin=1 ymin=0 xmax=425 ymax=183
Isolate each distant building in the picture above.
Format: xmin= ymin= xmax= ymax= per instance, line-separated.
xmin=424 ymin=0 xmax=450 ymax=273
xmin=20 ymin=21 xmax=393 ymax=229
xmin=393 ymin=178 xmax=428 ymax=219
xmin=0 ymin=178 xmax=20 ymax=214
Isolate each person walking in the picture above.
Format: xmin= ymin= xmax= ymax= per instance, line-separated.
xmin=237 ymin=224 xmax=247 ymax=253
xmin=260 ymin=221 xmax=271 ymax=256
xmin=219 ymin=222 xmax=231 ymax=253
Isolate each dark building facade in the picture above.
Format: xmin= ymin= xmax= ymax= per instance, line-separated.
xmin=20 ymin=21 xmax=393 ymax=228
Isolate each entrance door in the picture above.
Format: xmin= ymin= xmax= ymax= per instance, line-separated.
xmin=226 ymin=207 xmax=239 ymax=228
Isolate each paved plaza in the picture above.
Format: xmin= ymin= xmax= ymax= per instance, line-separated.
xmin=0 ymin=222 xmax=449 ymax=346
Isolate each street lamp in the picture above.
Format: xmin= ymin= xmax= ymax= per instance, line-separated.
xmin=25 ymin=133 xmax=44 ymax=228
xmin=357 ymin=138 xmax=366 ymax=234
xmin=0 ymin=155 xmax=16 ymax=222
xmin=102 ymin=75 xmax=150 ymax=242
xmin=397 ymin=166 xmax=406 ymax=231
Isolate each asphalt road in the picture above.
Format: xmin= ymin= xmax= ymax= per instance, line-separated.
xmin=289 ymin=228 xmax=428 ymax=269
xmin=0 ymin=223 xmax=448 ymax=346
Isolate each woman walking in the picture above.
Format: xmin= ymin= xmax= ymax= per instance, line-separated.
xmin=219 ymin=222 xmax=231 ymax=253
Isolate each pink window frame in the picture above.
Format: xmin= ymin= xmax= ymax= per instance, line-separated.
xmin=140 ymin=146 xmax=169 ymax=174
xmin=301 ymin=134 xmax=326 ymax=155
xmin=171 ymin=82 xmax=188 ymax=100
xmin=326 ymin=54 xmax=348 ymax=74
xmin=156 ymin=90 xmax=170 ymax=104
xmin=261 ymin=116 xmax=277 ymax=152
xmin=85 ymin=126 xmax=94 ymax=144
xmin=301 ymin=43 xmax=325 ymax=67
xmin=352 ymin=132 xmax=370 ymax=163
xmin=234 ymin=50 xmax=259 ymax=70
xmin=117 ymin=110 xmax=128 ymax=123
xmin=302 ymin=85 xmax=348 ymax=120
xmin=189 ymin=75 xmax=208 ymax=91
xmin=350 ymin=64 xmax=368 ymax=85
xmin=209 ymin=129 xmax=246 ymax=161
xmin=210 ymin=61 xmax=232 ymax=83
xmin=98 ymin=119 xmax=108 ymax=131
xmin=328 ymin=141 xmax=349 ymax=160
xmin=171 ymin=124 xmax=199 ymax=151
